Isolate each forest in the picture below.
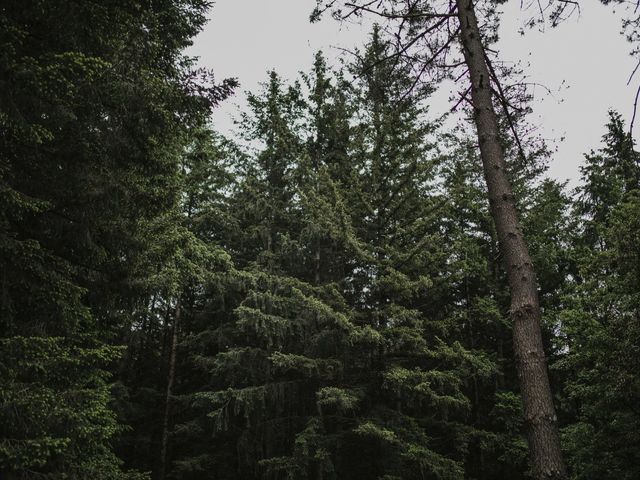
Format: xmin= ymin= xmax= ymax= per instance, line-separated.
xmin=1 ymin=1 xmax=639 ymax=480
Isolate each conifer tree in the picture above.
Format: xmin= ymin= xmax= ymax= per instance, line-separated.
xmin=436 ymin=131 xmax=572 ymax=480
xmin=312 ymin=3 xmax=569 ymax=476
xmin=332 ymin=31 xmax=491 ymax=480
xmin=112 ymin=128 xmax=239 ymax=479
xmin=557 ymin=113 xmax=640 ymax=480
xmin=167 ymin=37 xmax=496 ymax=479
xmin=0 ymin=1 xmax=233 ymax=477
xmin=167 ymin=70 xmax=357 ymax=480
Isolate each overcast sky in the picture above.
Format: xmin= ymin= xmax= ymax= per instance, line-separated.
xmin=189 ymin=0 xmax=639 ymax=185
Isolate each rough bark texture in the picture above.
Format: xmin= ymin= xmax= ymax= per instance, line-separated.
xmin=157 ymin=301 xmax=180 ymax=480
xmin=454 ymin=1 xmax=567 ymax=478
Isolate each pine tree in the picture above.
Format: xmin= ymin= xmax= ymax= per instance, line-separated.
xmin=312 ymin=3 xmax=569 ymax=475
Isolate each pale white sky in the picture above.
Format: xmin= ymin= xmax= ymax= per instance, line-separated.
xmin=189 ymin=0 xmax=639 ymax=185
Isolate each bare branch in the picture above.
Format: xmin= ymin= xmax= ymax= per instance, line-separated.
xmin=343 ymin=2 xmax=457 ymax=20
xmin=450 ymin=85 xmax=473 ymax=112
xmin=343 ymin=0 xmax=379 ymax=20
xmin=399 ymin=25 xmax=462 ymax=100
xmin=483 ymin=49 xmax=529 ymax=162
xmin=356 ymin=11 xmax=456 ymax=79
xmin=631 ymin=82 xmax=640 ymax=139
xmin=627 ymin=57 xmax=640 ymax=85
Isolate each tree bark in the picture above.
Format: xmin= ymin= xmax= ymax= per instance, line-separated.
xmin=157 ymin=300 xmax=180 ymax=480
xmin=454 ymin=1 xmax=566 ymax=478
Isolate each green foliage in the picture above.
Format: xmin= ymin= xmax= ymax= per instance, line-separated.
xmin=164 ymin=31 xmax=494 ymax=480
xmin=0 ymin=336 xmax=124 ymax=478
xmin=0 ymin=0 xmax=234 ymax=478
xmin=4 ymin=2 xmax=639 ymax=479
xmin=554 ymin=114 xmax=640 ymax=480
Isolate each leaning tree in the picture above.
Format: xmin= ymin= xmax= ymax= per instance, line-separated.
xmin=311 ymin=1 xmax=575 ymax=478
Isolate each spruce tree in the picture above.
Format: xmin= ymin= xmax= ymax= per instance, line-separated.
xmin=436 ymin=129 xmax=573 ymax=480
xmin=0 ymin=1 xmax=233 ymax=477
xmin=331 ymin=32 xmax=490 ymax=479
xmin=168 ymin=70 xmax=357 ymax=480
xmin=557 ymin=113 xmax=640 ymax=480
xmin=168 ymin=38 xmax=494 ymax=478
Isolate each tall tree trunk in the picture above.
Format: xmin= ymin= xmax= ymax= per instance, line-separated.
xmin=157 ymin=300 xmax=180 ymax=480
xmin=454 ymin=1 xmax=566 ymax=478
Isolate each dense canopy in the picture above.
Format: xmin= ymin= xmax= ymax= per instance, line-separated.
xmin=0 ymin=1 xmax=638 ymax=480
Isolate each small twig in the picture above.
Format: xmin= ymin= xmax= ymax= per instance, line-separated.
xmin=453 ymin=66 xmax=469 ymax=83
xmin=451 ymin=86 xmax=473 ymax=112
xmin=343 ymin=0 xmax=378 ymax=19
xmin=627 ymin=58 xmax=640 ymax=86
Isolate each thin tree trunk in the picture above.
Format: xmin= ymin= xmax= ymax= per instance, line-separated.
xmin=158 ymin=300 xmax=180 ymax=480
xmin=314 ymin=246 xmax=321 ymax=285
xmin=454 ymin=1 xmax=566 ymax=478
